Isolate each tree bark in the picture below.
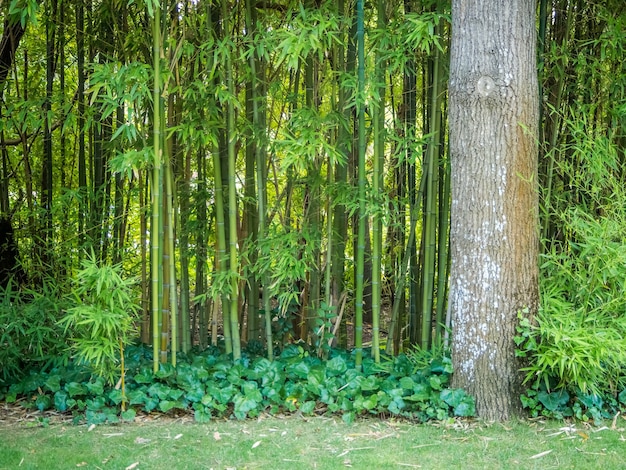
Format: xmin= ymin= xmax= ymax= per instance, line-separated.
xmin=449 ymin=0 xmax=539 ymax=421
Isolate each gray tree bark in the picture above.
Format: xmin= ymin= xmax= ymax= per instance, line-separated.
xmin=448 ymin=0 xmax=539 ymax=421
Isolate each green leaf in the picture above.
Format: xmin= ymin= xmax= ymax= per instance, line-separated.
xmin=440 ymin=388 xmax=466 ymax=408
xmin=155 ymin=363 xmax=176 ymax=380
xmin=405 ymin=383 xmax=430 ymax=402
xmin=108 ymin=389 xmax=124 ymax=405
xmin=85 ymin=377 xmax=105 ymax=396
xmin=454 ymin=398 xmax=476 ymax=417
xmin=429 ymin=375 xmax=443 ymax=391
xmin=307 ymin=366 xmax=325 ymax=387
xmin=194 ymin=408 xmax=212 ymax=423
xmin=144 ymin=396 xmax=159 ymax=412
xmin=233 ymin=394 xmax=258 ymax=420
xmin=399 ymin=376 xmax=415 ymax=390
xmin=128 ymin=389 xmax=147 ymax=406
xmin=362 ymin=394 xmax=378 ymax=410
xmin=537 ymin=390 xmax=570 ymax=412
xmin=359 ymin=376 xmax=380 ymax=392
xmin=299 ymin=400 xmax=316 ymax=414
xmin=578 ymin=393 xmax=603 ymax=410
xmin=618 ymin=389 xmax=626 ymax=405
xmin=342 ymin=411 xmax=355 ymax=424
xmin=36 ymin=394 xmax=52 ymax=412
xmin=86 ymin=396 xmax=106 ymax=411
xmin=326 ymin=356 xmax=348 ymax=376
xmin=44 ymin=375 xmax=62 ymax=393
xmin=242 ymin=381 xmax=263 ymax=402
xmin=286 ymin=361 xmax=310 ymax=379
xmin=134 ymin=370 xmax=154 ymax=384
xmin=121 ymin=409 xmax=136 ymax=421
xmin=159 ymin=400 xmax=185 ymax=413
xmin=54 ymin=391 xmax=69 ymax=412
xmin=65 ymin=382 xmax=87 ymax=398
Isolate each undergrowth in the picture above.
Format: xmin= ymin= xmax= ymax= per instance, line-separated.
xmin=0 ymin=344 xmax=475 ymax=425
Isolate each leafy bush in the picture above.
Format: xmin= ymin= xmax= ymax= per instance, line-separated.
xmin=0 ymin=344 xmax=475 ymax=425
xmin=59 ymin=254 xmax=139 ymax=385
xmin=0 ymin=281 xmax=70 ymax=386
xmin=516 ymin=208 xmax=626 ymax=421
xmin=517 ymin=210 xmax=626 ymax=397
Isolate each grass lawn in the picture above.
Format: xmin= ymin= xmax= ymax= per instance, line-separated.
xmin=1 ymin=414 xmax=625 ymax=469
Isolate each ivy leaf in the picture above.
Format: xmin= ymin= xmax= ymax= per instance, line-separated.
xmin=440 ymin=388 xmax=465 ymax=408
xmin=65 ymin=382 xmax=87 ymax=398
xmin=342 ymin=411 xmax=355 ymax=424
xmin=399 ymin=377 xmax=415 ymax=391
xmin=134 ymin=370 xmax=154 ymax=384
xmin=233 ymin=394 xmax=258 ymax=420
xmin=429 ymin=375 xmax=443 ymax=391
xmin=326 ymin=356 xmax=347 ymax=376
xmin=454 ymin=398 xmax=476 ymax=417
xmin=159 ymin=400 xmax=185 ymax=413
xmin=36 ymin=394 xmax=51 ymax=412
xmin=108 ymin=389 xmax=124 ymax=405
xmin=194 ymin=408 xmax=212 ymax=423
xmin=121 ymin=409 xmax=136 ymax=421
xmin=618 ymin=389 xmax=626 ymax=405
xmin=537 ymin=390 xmax=570 ymax=412
xmin=85 ymin=377 xmax=105 ymax=396
xmin=299 ymin=400 xmax=316 ymax=414
xmin=155 ymin=363 xmax=176 ymax=380
xmin=360 ymin=376 xmax=380 ymax=392
xmin=128 ymin=389 xmax=147 ymax=406
xmin=44 ymin=375 xmax=62 ymax=393
xmin=578 ymin=393 xmax=603 ymax=410
xmin=54 ymin=391 xmax=69 ymax=412
xmin=287 ymin=361 xmax=310 ymax=379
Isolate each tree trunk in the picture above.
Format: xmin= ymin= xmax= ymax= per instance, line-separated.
xmin=448 ymin=0 xmax=539 ymax=421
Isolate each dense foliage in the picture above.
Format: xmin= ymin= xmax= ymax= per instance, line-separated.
xmin=0 ymin=345 xmax=475 ymax=425
xmin=0 ymin=0 xmax=624 ymax=422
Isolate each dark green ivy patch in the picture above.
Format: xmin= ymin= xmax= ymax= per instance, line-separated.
xmin=0 ymin=344 xmax=474 ymax=425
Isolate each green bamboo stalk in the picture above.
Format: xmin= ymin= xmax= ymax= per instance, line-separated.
xmin=151 ymin=0 xmax=163 ymax=372
xmin=213 ymin=138 xmax=230 ymax=354
xmin=354 ymin=0 xmax=366 ymax=368
xmin=195 ymin=147 xmax=208 ymax=349
xmin=222 ymin=0 xmax=241 ymax=360
xmin=371 ymin=0 xmax=385 ymax=363
xmin=331 ymin=0 xmax=354 ymax=349
xmin=178 ymin=149 xmax=192 ymax=353
xmin=435 ymin=144 xmax=450 ymax=347
xmin=420 ymin=24 xmax=443 ymax=350
xmin=245 ymin=0 xmax=273 ymax=360
xmin=164 ymin=157 xmax=178 ymax=366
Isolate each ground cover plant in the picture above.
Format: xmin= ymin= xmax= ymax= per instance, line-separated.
xmin=1 ymin=415 xmax=625 ymax=470
xmin=0 ymin=344 xmax=475 ymax=426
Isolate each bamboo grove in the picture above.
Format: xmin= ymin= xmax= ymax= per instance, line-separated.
xmin=0 ymin=0 xmax=624 ymax=371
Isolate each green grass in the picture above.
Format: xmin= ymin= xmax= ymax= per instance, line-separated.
xmin=1 ymin=416 xmax=625 ymax=469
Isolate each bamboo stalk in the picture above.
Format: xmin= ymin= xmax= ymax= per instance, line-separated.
xmin=151 ymin=0 xmax=163 ymax=372
xmin=354 ymin=0 xmax=366 ymax=368
xmin=222 ymin=0 xmax=241 ymax=360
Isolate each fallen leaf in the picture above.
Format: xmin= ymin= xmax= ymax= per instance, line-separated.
xmin=87 ymin=424 xmax=96 ymax=432
xmin=134 ymin=437 xmax=151 ymax=444
xmin=76 ymin=463 xmax=88 ymax=467
xmin=252 ymin=440 xmax=261 ymax=449
xmin=213 ymin=431 xmax=221 ymax=441
xmin=530 ymin=450 xmax=553 ymax=459
xmin=174 ymin=433 xmax=183 ymax=440
xmin=125 ymin=463 xmax=139 ymax=470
